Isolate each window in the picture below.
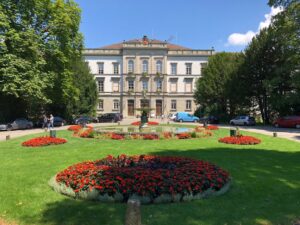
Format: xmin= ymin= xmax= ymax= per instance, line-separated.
xmin=171 ymin=63 xmax=177 ymax=75
xmin=186 ymin=63 xmax=192 ymax=75
xmin=156 ymin=60 xmax=162 ymax=73
xmin=98 ymin=63 xmax=104 ymax=74
xmin=156 ymin=79 xmax=162 ymax=91
xmin=98 ymin=100 xmax=103 ymax=110
xmin=128 ymin=80 xmax=134 ymax=91
xmin=200 ymin=62 xmax=208 ymax=74
xmin=113 ymin=100 xmax=119 ymax=110
xmin=170 ymin=79 xmax=177 ymax=92
xmin=186 ymin=100 xmax=192 ymax=110
xmin=113 ymin=63 xmax=119 ymax=74
xmin=98 ymin=80 xmax=104 ymax=92
xmin=128 ymin=60 xmax=134 ymax=73
xmin=112 ymin=80 xmax=119 ymax=92
xmin=171 ymin=100 xmax=177 ymax=110
xmin=185 ymin=79 xmax=193 ymax=93
xmin=142 ymin=80 xmax=148 ymax=91
xmin=142 ymin=60 xmax=148 ymax=73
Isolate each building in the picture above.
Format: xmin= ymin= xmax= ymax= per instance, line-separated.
xmin=83 ymin=35 xmax=214 ymax=118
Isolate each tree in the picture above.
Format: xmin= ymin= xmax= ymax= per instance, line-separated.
xmin=71 ymin=59 xmax=98 ymax=116
xmin=241 ymin=2 xmax=300 ymax=123
xmin=268 ymin=0 xmax=296 ymax=7
xmin=0 ymin=0 xmax=96 ymax=121
xmin=194 ymin=52 xmax=245 ymax=120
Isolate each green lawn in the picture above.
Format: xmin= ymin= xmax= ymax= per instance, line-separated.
xmin=0 ymin=128 xmax=299 ymax=225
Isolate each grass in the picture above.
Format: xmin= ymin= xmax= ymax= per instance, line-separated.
xmin=0 ymin=127 xmax=299 ymax=225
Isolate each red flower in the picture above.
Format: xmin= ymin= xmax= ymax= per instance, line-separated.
xmin=111 ymin=133 xmax=124 ymax=140
xmin=55 ymin=155 xmax=230 ymax=202
xmin=218 ymin=135 xmax=261 ymax=145
xmin=131 ymin=121 xmax=159 ymax=126
xmin=176 ymin=133 xmax=191 ymax=139
xmin=22 ymin=136 xmax=67 ymax=147
xmin=143 ymin=134 xmax=158 ymax=140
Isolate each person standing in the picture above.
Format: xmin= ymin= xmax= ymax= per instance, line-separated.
xmin=49 ymin=114 xmax=54 ymax=129
xmin=42 ymin=115 xmax=48 ymax=129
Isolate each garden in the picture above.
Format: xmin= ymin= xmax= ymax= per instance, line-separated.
xmin=0 ymin=125 xmax=299 ymax=225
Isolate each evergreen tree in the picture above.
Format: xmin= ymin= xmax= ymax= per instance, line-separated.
xmin=194 ymin=52 xmax=245 ymax=120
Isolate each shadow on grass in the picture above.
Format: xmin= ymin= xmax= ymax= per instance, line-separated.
xmin=40 ymin=148 xmax=300 ymax=225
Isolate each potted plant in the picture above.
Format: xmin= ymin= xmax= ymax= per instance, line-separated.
xmin=142 ymin=72 xmax=148 ymax=77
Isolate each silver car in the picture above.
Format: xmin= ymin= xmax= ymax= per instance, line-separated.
xmin=0 ymin=118 xmax=33 ymax=131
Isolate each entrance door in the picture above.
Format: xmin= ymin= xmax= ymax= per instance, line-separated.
xmin=128 ymin=100 xmax=134 ymax=116
xmin=156 ymin=100 xmax=162 ymax=117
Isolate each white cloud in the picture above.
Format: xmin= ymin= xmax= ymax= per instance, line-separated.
xmin=227 ymin=31 xmax=256 ymax=46
xmin=226 ymin=7 xmax=283 ymax=47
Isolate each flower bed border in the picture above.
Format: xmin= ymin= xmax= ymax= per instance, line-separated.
xmin=49 ymin=176 xmax=231 ymax=204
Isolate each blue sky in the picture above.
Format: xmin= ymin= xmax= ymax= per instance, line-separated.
xmin=74 ymin=0 xmax=275 ymax=52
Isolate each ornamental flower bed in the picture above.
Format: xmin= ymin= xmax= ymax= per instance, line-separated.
xmin=195 ymin=125 xmax=219 ymax=131
xmin=143 ymin=134 xmax=159 ymax=140
xmin=79 ymin=128 xmax=94 ymax=138
xmin=218 ymin=135 xmax=261 ymax=145
xmin=131 ymin=121 xmax=159 ymax=126
xmin=68 ymin=125 xmax=82 ymax=133
xmin=176 ymin=133 xmax=191 ymax=139
xmin=111 ymin=133 xmax=124 ymax=140
xmin=22 ymin=136 xmax=67 ymax=147
xmin=50 ymin=155 xmax=231 ymax=204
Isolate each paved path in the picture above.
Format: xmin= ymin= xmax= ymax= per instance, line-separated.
xmin=219 ymin=125 xmax=300 ymax=143
xmin=1 ymin=119 xmax=299 ymax=143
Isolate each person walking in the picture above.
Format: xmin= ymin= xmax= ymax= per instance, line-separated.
xmin=49 ymin=114 xmax=54 ymax=129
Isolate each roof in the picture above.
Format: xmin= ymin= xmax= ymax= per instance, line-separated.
xmin=98 ymin=37 xmax=191 ymax=50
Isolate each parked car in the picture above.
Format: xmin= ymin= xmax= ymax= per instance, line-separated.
xmin=199 ymin=116 xmax=219 ymax=124
xmin=168 ymin=113 xmax=177 ymax=121
xmin=230 ymin=116 xmax=256 ymax=126
xmin=174 ymin=112 xmax=199 ymax=123
xmin=0 ymin=118 xmax=33 ymax=131
xmin=74 ymin=116 xmax=98 ymax=125
xmin=98 ymin=113 xmax=122 ymax=123
xmin=274 ymin=116 xmax=300 ymax=128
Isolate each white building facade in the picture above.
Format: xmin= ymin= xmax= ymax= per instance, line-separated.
xmin=83 ymin=36 xmax=214 ymax=117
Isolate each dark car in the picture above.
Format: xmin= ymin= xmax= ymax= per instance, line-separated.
xmin=199 ymin=116 xmax=219 ymax=124
xmin=274 ymin=116 xmax=300 ymax=128
xmin=74 ymin=116 xmax=98 ymax=125
xmin=53 ymin=117 xmax=66 ymax=126
xmin=35 ymin=116 xmax=66 ymax=127
xmin=0 ymin=118 xmax=33 ymax=131
xmin=98 ymin=113 xmax=122 ymax=123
